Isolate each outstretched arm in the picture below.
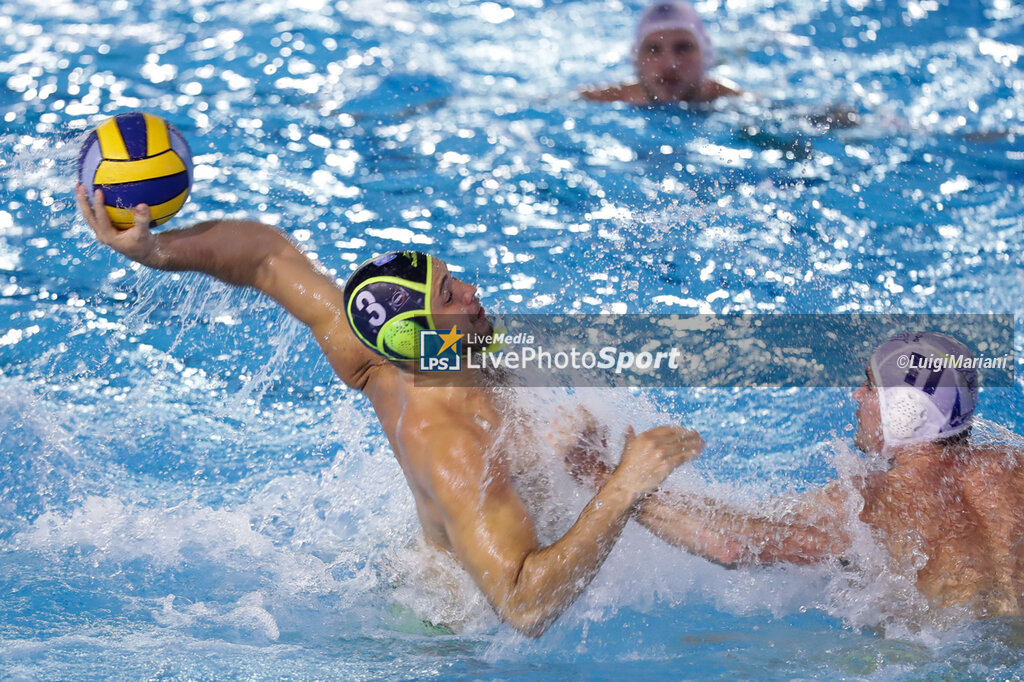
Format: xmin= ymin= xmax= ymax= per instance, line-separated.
xmin=634 ymin=483 xmax=851 ymax=567
xmin=417 ymin=419 xmax=704 ymax=637
xmin=562 ymin=425 xmax=850 ymax=567
xmin=76 ymin=186 xmax=378 ymax=387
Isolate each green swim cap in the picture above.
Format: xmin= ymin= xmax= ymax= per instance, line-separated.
xmin=344 ymin=251 xmax=435 ymax=361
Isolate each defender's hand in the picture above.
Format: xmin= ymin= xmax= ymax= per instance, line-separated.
xmin=76 ymin=185 xmax=163 ymax=267
xmin=613 ymin=425 xmax=704 ymax=497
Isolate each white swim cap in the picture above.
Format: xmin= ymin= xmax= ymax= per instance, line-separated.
xmin=633 ymin=1 xmax=715 ymax=75
xmin=869 ymin=332 xmax=978 ymax=448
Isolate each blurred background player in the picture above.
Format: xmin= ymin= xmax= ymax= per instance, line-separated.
xmin=581 ymin=1 xmax=740 ymax=104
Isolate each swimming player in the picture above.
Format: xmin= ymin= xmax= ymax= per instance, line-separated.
xmin=563 ymin=332 xmax=1024 ymax=617
xmin=579 ymin=1 xmax=861 ymax=131
xmin=75 ymin=186 xmax=704 ymax=637
xmin=581 ymin=1 xmax=741 ymax=104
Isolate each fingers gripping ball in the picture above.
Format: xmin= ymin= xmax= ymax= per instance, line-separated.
xmin=78 ymin=112 xmax=193 ymax=229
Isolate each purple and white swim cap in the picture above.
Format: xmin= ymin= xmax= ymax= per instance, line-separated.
xmin=633 ymin=1 xmax=715 ymax=75
xmin=869 ymin=332 xmax=978 ymax=448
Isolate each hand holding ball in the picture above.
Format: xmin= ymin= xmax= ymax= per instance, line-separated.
xmin=78 ymin=112 xmax=193 ymax=230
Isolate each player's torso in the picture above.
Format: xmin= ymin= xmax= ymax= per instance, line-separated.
xmin=365 ymin=370 xmax=509 ymax=550
xmin=860 ymin=452 xmax=1024 ymax=616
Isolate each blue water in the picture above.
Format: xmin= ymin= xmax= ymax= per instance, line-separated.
xmin=2 ymin=0 xmax=1023 ymax=678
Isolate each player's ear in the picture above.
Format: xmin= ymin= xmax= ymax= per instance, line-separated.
xmin=380 ymin=318 xmax=424 ymax=360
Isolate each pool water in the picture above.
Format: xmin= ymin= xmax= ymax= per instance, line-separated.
xmin=2 ymin=0 xmax=1023 ymax=678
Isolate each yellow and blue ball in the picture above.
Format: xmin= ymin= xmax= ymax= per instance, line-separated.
xmin=78 ymin=112 xmax=193 ymax=230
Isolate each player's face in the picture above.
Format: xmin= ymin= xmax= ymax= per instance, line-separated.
xmin=635 ymin=29 xmax=704 ymax=102
xmin=430 ymin=259 xmax=492 ymax=339
xmin=853 ymin=369 xmax=885 ymax=454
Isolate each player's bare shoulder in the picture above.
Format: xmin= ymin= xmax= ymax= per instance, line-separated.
xmin=701 ymin=79 xmax=742 ymax=100
xmin=960 ymin=443 xmax=1022 ymax=477
xmin=959 ymin=444 xmax=1024 ymax=518
xmin=579 ymin=84 xmax=648 ymax=104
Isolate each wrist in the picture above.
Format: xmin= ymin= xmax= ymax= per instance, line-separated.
xmin=130 ymin=232 xmax=175 ymax=271
xmin=602 ymin=467 xmax=648 ymax=509
xmin=147 ymin=236 xmax=171 ymax=270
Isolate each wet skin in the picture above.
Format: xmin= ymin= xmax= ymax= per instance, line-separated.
xmin=635 ymin=29 xmax=705 ymax=102
xmin=565 ymin=370 xmax=1024 ymax=618
xmin=580 ymin=29 xmax=740 ymax=104
xmin=76 ymin=186 xmax=704 ymax=637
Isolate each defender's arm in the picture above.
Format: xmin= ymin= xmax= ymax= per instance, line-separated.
xmin=561 ymin=424 xmax=850 ymax=567
xmin=635 ymin=483 xmax=851 ymax=567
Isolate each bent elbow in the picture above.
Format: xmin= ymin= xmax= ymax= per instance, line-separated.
xmin=512 ymin=620 xmax=549 ymax=639
xmin=500 ymin=607 xmax=554 ymax=639
xmin=706 ymin=539 xmax=750 ymax=570
xmin=749 ymin=532 xmax=841 ymax=566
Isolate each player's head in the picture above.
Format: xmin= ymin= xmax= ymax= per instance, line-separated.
xmin=854 ymin=332 xmax=978 ymax=454
xmin=633 ymin=1 xmax=714 ymax=101
xmin=344 ymin=252 xmax=490 ymax=361
xmin=345 ymin=251 xmax=436 ymax=361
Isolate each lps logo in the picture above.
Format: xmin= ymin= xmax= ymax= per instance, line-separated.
xmin=419 ymin=326 xmax=464 ymax=372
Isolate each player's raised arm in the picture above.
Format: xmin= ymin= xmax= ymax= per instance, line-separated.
xmin=76 ymin=186 xmax=378 ymax=387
